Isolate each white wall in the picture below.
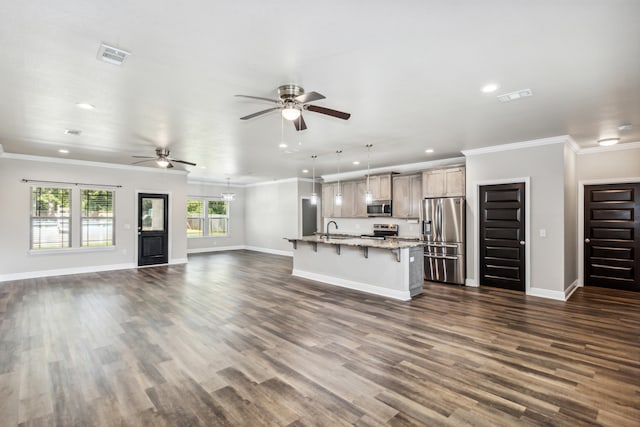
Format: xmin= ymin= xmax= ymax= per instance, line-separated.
xmin=243 ymin=178 xmax=302 ymax=255
xmin=465 ymin=142 xmax=567 ymax=297
xmin=576 ymin=145 xmax=640 ymax=181
xmin=186 ymin=182 xmax=245 ymax=252
xmin=0 ymin=156 xmax=188 ymax=281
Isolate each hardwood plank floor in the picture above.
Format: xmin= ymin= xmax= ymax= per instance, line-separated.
xmin=0 ymin=250 xmax=638 ymax=426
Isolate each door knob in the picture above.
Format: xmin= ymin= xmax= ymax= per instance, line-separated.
xmin=519 ymin=241 xmax=525 ymax=245
xmin=585 ymin=238 xmax=590 ymax=243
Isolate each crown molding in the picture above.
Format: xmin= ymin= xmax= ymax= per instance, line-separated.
xmin=321 ymin=156 xmax=465 ymax=183
xmin=187 ymin=178 xmax=244 ymax=187
xmin=245 ymin=177 xmax=302 ymax=187
xmin=461 ymin=135 xmax=570 ymax=157
xmin=577 ymin=140 xmax=640 ymax=155
xmin=0 ymin=151 xmax=190 ymax=175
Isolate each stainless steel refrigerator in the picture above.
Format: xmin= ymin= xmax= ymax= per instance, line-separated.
xmin=421 ymin=197 xmax=465 ymax=284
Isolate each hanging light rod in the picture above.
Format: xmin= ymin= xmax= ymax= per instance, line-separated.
xmin=21 ymin=179 xmax=122 ymax=188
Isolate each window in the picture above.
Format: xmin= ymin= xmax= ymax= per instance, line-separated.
xmin=208 ymin=200 xmax=228 ymax=236
xmin=81 ymin=189 xmax=114 ymax=246
xmin=187 ymin=199 xmax=204 ymax=237
xmin=31 ymin=187 xmax=72 ymax=249
xmin=186 ymin=198 xmax=229 ymax=237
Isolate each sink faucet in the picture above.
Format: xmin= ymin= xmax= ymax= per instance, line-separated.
xmin=326 ymin=221 xmax=338 ymax=238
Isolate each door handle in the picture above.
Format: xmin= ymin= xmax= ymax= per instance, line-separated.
xmin=585 ymin=238 xmax=590 ymax=243
xmin=519 ymin=241 xmax=525 ymax=245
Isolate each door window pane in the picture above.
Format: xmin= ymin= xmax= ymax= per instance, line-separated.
xmin=82 ymin=190 xmax=114 ymax=246
xmin=187 ymin=199 xmax=204 ymax=237
xmin=142 ymin=198 xmax=165 ymax=231
xmin=31 ymin=187 xmax=71 ymax=249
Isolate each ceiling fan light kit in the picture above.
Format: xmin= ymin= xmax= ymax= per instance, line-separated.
xmin=236 ymin=84 xmax=350 ymax=131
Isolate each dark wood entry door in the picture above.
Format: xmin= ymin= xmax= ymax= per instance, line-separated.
xmin=138 ymin=193 xmax=169 ymax=266
xmin=584 ymin=183 xmax=640 ymax=291
xmin=479 ymin=183 xmax=526 ymax=291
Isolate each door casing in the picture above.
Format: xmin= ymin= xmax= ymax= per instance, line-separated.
xmin=577 ymin=177 xmax=640 ymax=287
xmin=135 ymin=190 xmax=172 ymax=267
xmin=471 ymin=177 xmax=531 ymax=293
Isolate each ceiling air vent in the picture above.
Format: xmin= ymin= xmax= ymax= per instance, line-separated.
xmin=97 ymin=43 xmax=131 ymax=66
xmin=497 ymin=88 xmax=533 ymax=103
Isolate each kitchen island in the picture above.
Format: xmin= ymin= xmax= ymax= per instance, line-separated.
xmin=286 ymin=235 xmax=425 ymax=301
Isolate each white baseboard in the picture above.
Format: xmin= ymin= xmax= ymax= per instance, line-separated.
xmin=465 ymin=278 xmax=478 ymax=287
xmin=187 ymin=245 xmax=246 ymax=254
xmin=170 ymin=258 xmax=188 ymax=265
xmin=0 ymin=262 xmax=137 ymax=283
xmin=245 ymin=246 xmax=293 ymax=257
xmin=564 ymin=280 xmax=579 ymax=300
xmin=527 ymin=287 xmax=566 ymax=301
xmin=292 ymin=269 xmax=412 ymax=301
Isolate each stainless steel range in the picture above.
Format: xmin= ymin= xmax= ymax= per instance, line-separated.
xmin=361 ymin=224 xmax=398 ymax=240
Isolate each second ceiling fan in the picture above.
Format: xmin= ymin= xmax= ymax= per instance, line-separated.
xmin=235 ymin=84 xmax=351 ymax=131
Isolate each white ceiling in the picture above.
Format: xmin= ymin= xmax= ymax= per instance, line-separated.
xmin=0 ymin=1 xmax=638 ymax=183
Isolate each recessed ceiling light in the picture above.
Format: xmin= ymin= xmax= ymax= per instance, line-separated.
xmin=64 ymin=129 xmax=82 ymax=135
xmin=76 ymin=103 xmax=95 ymax=110
xmin=481 ymin=83 xmax=499 ymax=93
xmin=425 ymin=149 xmax=434 ymax=153
xmin=302 ymin=169 xmax=309 ymax=173
xmin=200 ymin=166 xmax=207 ymax=169
xmin=352 ymin=161 xmax=360 ymax=165
xmin=618 ymin=124 xmax=633 ymax=131
xmin=278 ymin=143 xmax=288 ymax=148
xmin=597 ymin=137 xmax=620 ymax=147
xmin=58 ymin=149 xmax=69 ymax=154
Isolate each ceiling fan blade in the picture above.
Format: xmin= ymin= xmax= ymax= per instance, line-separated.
xmin=132 ymin=159 xmax=153 ymax=165
xmin=305 ymin=105 xmax=351 ymax=120
xmin=171 ymin=159 xmax=197 ymax=166
xmin=240 ymin=107 xmax=281 ymax=120
xmin=293 ymin=115 xmax=307 ymax=131
xmin=132 ymin=155 xmax=155 ymax=159
xmin=295 ymin=91 xmax=325 ymax=103
xmin=235 ymin=94 xmax=280 ymax=103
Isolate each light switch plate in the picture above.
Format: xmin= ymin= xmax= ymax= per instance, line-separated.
xmin=539 ymin=229 xmax=546 ymax=238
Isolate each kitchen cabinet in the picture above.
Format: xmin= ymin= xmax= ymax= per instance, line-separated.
xmin=392 ymin=174 xmax=422 ymax=218
xmin=322 ymin=180 xmax=367 ymax=218
xmin=422 ymin=166 xmax=465 ymax=198
xmin=369 ymin=174 xmax=392 ymax=200
xmin=322 ymin=183 xmax=341 ymax=218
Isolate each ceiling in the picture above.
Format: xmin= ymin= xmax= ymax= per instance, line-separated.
xmin=0 ymin=1 xmax=638 ymax=184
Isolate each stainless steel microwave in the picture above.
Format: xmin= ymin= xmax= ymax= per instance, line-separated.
xmin=367 ymin=201 xmax=392 ymax=217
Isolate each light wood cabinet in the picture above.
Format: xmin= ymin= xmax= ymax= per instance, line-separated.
xmin=422 ymin=166 xmax=465 ymax=198
xmin=322 ymin=180 xmax=367 ymax=218
xmin=369 ymin=174 xmax=392 ymax=200
xmin=393 ymin=174 xmax=422 ymax=218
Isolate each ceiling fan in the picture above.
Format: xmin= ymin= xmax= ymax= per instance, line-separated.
xmin=235 ymin=84 xmax=351 ymax=131
xmin=132 ymin=148 xmax=196 ymax=168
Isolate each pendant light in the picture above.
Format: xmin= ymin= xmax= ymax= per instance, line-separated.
xmin=310 ymin=155 xmax=318 ymax=205
xmin=221 ymin=177 xmax=235 ymax=201
xmin=335 ymin=150 xmax=343 ymax=206
xmin=365 ymin=144 xmax=373 ymax=204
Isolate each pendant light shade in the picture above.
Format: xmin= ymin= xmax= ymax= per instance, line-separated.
xmin=310 ymin=155 xmax=318 ymax=205
xmin=365 ymin=144 xmax=373 ymax=204
xmin=335 ymin=150 xmax=343 ymax=206
xmin=221 ymin=177 xmax=235 ymax=201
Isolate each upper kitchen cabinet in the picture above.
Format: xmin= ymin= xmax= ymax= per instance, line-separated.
xmin=322 ymin=183 xmax=341 ymax=218
xmin=393 ymin=174 xmax=422 ymax=218
xmin=355 ymin=181 xmax=368 ymax=217
xmin=369 ymin=174 xmax=392 ymax=200
xmin=422 ymin=166 xmax=465 ymax=198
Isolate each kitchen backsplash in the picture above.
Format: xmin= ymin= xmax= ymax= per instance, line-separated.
xmin=322 ymin=217 xmax=421 ymax=238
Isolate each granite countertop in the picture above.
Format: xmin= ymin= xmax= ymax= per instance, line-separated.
xmin=287 ymin=235 xmax=425 ymax=249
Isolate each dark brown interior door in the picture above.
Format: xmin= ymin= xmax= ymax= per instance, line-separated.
xmin=479 ymin=183 xmax=526 ymax=291
xmin=138 ymin=193 xmax=169 ymax=266
xmin=584 ymin=183 xmax=639 ymax=291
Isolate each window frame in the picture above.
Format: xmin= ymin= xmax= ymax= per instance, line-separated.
xmin=186 ymin=197 xmax=230 ymax=238
xmin=186 ymin=199 xmax=205 ymax=237
xmin=80 ymin=188 xmax=116 ymax=248
xmin=30 ymin=186 xmax=73 ymax=250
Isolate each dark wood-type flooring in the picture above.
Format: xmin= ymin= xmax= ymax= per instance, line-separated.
xmin=1 ymin=250 xmax=639 ymax=426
